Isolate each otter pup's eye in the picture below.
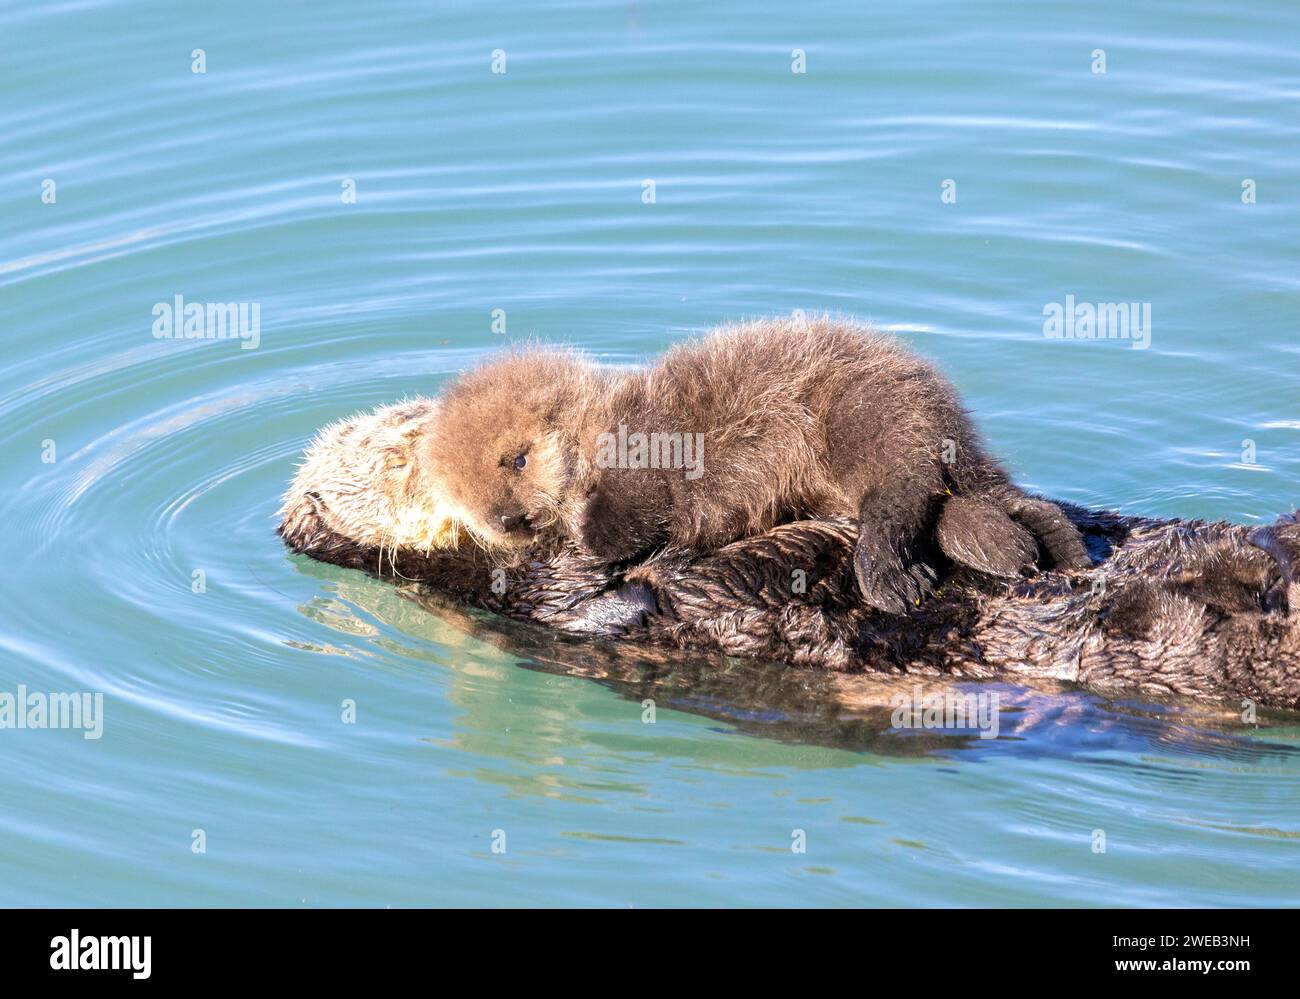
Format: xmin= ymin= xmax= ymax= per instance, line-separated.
xmin=513 ymin=454 xmax=527 ymax=471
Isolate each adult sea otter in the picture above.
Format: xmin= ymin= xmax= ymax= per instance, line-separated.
xmin=278 ymin=398 xmax=1300 ymax=712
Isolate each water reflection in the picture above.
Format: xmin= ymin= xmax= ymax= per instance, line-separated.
xmin=296 ymin=556 xmax=1300 ymax=766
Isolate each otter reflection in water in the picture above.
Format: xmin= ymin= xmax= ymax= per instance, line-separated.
xmin=294 ymin=561 xmax=1296 ymax=760
xmin=279 ymin=398 xmax=1300 ymax=716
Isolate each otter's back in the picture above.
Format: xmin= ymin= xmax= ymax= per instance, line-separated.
xmin=630 ymin=318 xmax=938 ymax=539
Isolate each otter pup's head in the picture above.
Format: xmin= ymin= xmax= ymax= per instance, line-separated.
xmin=422 ymin=349 xmax=601 ymax=549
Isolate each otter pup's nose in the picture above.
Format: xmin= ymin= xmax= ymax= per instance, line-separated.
xmin=500 ymin=512 xmax=529 ymax=532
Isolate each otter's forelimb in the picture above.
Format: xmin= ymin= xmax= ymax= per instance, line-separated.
xmin=851 ymin=469 xmax=944 ymax=614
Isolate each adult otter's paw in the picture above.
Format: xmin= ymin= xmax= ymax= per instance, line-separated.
xmin=936 ymin=493 xmax=1037 ymax=578
xmin=555 ymin=580 xmax=660 ymax=636
xmin=852 ymin=534 xmax=938 ymax=614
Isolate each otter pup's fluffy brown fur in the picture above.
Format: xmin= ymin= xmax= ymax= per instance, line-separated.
xmin=422 ymin=318 xmax=1090 ymax=612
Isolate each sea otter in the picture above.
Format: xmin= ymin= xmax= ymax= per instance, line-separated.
xmin=420 ymin=318 xmax=1091 ymax=614
xmin=280 ymin=398 xmax=1300 ymax=712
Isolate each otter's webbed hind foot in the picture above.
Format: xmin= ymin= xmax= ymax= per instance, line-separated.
xmin=935 ymin=493 xmax=1038 ymax=579
xmin=998 ymin=490 xmax=1092 ymax=571
xmin=933 ymin=489 xmax=1091 ymax=581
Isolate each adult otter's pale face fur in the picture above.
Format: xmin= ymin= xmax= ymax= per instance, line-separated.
xmin=280 ymin=398 xmax=465 ymax=558
xmin=421 ymin=350 xmax=602 ymax=549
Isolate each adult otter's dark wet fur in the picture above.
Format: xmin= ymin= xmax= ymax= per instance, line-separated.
xmin=422 ymin=318 xmax=1091 ymax=614
xmin=281 ymin=399 xmax=1300 ymax=712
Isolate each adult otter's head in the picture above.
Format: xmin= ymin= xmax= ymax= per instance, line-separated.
xmin=422 ymin=348 xmax=602 ymax=549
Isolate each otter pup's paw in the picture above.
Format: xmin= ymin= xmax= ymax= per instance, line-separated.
xmin=852 ymin=535 xmax=938 ymax=615
xmin=1248 ymin=515 xmax=1300 ymax=614
xmin=936 ymin=494 xmax=1038 ymax=579
xmin=1003 ymin=494 xmax=1092 ymax=571
xmin=579 ymin=487 xmax=636 ymax=561
xmin=578 ymin=478 xmax=663 ymax=563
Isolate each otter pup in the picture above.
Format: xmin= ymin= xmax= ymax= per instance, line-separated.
xmin=422 ymin=318 xmax=1091 ymax=613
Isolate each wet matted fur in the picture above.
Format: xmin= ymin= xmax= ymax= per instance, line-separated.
xmin=281 ymin=398 xmax=1300 ymax=711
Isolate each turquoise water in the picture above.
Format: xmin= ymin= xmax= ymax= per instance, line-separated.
xmin=2 ymin=0 xmax=1299 ymax=906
